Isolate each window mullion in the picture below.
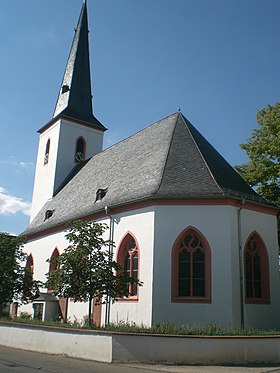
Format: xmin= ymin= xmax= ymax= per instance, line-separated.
xmin=129 ymin=251 xmax=133 ymax=294
xmin=190 ymin=251 xmax=193 ymax=297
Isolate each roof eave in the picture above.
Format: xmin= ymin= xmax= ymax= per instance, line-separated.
xmin=37 ymin=114 xmax=107 ymax=134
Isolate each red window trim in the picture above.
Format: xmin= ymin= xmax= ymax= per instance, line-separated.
xmin=244 ymin=231 xmax=270 ymax=305
xmin=116 ymin=231 xmax=140 ymax=302
xmin=48 ymin=247 xmax=60 ymax=293
xmin=171 ymin=226 xmax=211 ymax=303
xmin=26 ymin=254 xmax=34 ymax=274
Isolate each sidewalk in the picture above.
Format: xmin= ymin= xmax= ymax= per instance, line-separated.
xmin=122 ymin=364 xmax=280 ymax=372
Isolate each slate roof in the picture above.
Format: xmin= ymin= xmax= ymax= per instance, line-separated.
xmin=39 ymin=1 xmax=105 ymax=132
xmin=22 ymin=112 xmax=274 ymax=237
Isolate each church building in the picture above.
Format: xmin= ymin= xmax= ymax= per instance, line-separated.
xmin=20 ymin=1 xmax=280 ymax=329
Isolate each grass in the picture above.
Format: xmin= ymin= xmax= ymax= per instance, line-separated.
xmin=0 ymin=317 xmax=279 ymax=336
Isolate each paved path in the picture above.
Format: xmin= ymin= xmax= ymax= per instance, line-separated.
xmin=1 ymin=345 xmax=280 ymax=373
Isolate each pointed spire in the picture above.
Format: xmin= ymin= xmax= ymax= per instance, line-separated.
xmin=53 ymin=1 xmax=105 ymax=130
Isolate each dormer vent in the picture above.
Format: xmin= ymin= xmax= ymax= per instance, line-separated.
xmin=95 ymin=188 xmax=108 ymax=203
xmin=45 ymin=209 xmax=54 ymax=221
xmin=61 ymin=85 xmax=70 ymax=94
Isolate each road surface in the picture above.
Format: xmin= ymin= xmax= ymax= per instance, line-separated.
xmin=0 ymin=345 xmax=280 ymax=372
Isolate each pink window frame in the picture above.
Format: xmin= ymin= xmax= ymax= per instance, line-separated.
xmin=171 ymin=226 xmax=211 ymax=303
xmin=26 ymin=254 xmax=34 ymax=274
xmin=116 ymin=232 xmax=140 ymax=302
xmin=48 ymin=248 xmax=60 ymax=292
xmin=244 ymin=231 xmax=270 ymax=305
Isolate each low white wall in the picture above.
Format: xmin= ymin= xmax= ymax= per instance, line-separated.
xmin=112 ymin=334 xmax=280 ymax=365
xmin=0 ymin=324 xmax=112 ymax=363
xmin=1 ymin=323 xmax=280 ymax=365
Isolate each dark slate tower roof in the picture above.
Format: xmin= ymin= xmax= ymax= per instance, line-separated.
xmin=23 ymin=112 xmax=275 ymax=236
xmin=48 ymin=1 xmax=105 ymax=131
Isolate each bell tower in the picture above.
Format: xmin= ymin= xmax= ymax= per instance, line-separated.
xmin=30 ymin=1 xmax=106 ymax=221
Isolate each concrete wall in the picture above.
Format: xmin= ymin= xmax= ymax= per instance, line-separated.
xmin=0 ymin=324 xmax=112 ymax=363
xmin=1 ymin=323 xmax=280 ymax=365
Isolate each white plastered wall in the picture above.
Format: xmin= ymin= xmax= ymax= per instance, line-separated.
xmin=30 ymin=121 xmax=60 ymax=221
xmin=19 ymin=230 xmax=69 ymax=317
xmin=30 ymin=118 xmax=104 ymax=221
xmin=108 ymin=208 xmax=155 ymax=327
xmin=55 ymin=119 xmax=104 ymax=192
xmin=152 ymin=204 xmax=280 ymax=330
xmin=21 ymin=203 xmax=280 ymax=329
xmin=152 ymin=205 xmax=235 ymax=327
xmin=239 ymin=208 xmax=280 ymax=329
xmin=21 ymin=207 xmax=155 ymax=326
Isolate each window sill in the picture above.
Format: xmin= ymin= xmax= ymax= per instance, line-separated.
xmin=116 ymin=296 xmax=139 ymax=302
xmin=172 ymin=296 xmax=211 ymax=304
xmin=245 ymin=298 xmax=270 ymax=305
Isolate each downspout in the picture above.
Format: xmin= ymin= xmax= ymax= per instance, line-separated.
xmin=237 ymin=198 xmax=245 ymax=329
xmin=104 ymin=206 xmax=114 ymax=326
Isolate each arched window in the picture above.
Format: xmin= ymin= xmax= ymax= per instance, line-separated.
xmin=44 ymin=139 xmax=50 ymax=165
xmin=117 ymin=233 xmax=139 ymax=298
xmin=48 ymin=248 xmax=59 ymax=292
xmin=49 ymin=248 xmax=59 ymax=273
xmin=75 ymin=137 xmax=86 ymax=163
xmin=244 ymin=232 xmax=270 ymax=304
xmin=23 ymin=254 xmax=34 ymax=300
xmin=26 ymin=254 xmax=34 ymax=275
xmin=172 ymin=227 xmax=211 ymax=303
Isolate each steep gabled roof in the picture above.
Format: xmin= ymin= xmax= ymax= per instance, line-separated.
xmin=39 ymin=1 xmax=105 ymax=133
xmin=23 ymin=112 xmax=273 ymax=236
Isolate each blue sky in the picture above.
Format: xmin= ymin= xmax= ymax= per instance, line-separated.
xmin=0 ymin=0 xmax=279 ymax=235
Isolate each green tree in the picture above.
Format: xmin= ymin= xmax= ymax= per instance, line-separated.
xmin=236 ymin=102 xmax=280 ymax=242
xmin=0 ymin=233 xmax=40 ymax=316
xmin=47 ymin=220 xmax=141 ymax=326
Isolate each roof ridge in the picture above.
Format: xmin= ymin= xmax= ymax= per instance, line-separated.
xmin=180 ymin=113 xmax=225 ymax=195
xmin=153 ymin=113 xmax=180 ymax=196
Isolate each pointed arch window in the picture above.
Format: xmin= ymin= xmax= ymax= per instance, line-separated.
xmin=26 ymin=254 xmax=34 ymax=274
xmin=44 ymin=139 xmax=50 ymax=165
xmin=172 ymin=227 xmax=211 ymax=303
xmin=244 ymin=233 xmax=270 ymax=304
xmin=48 ymin=248 xmax=59 ymax=292
xmin=23 ymin=254 xmax=34 ymax=300
xmin=117 ymin=233 xmax=139 ymax=299
xmin=75 ymin=137 xmax=86 ymax=163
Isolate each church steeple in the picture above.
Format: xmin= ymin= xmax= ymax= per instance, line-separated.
xmin=53 ymin=1 xmax=105 ymax=130
xmin=30 ymin=1 xmax=106 ymax=221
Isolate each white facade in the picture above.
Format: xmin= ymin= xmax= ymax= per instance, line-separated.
xmin=30 ymin=118 xmax=104 ymax=221
xmin=21 ymin=202 xmax=280 ymax=330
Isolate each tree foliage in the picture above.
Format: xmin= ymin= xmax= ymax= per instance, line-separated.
xmin=236 ymin=102 xmax=280 ymax=241
xmin=0 ymin=233 xmax=40 ymax=316
xmin=47 ymin=220 xmax=141 ymax=326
